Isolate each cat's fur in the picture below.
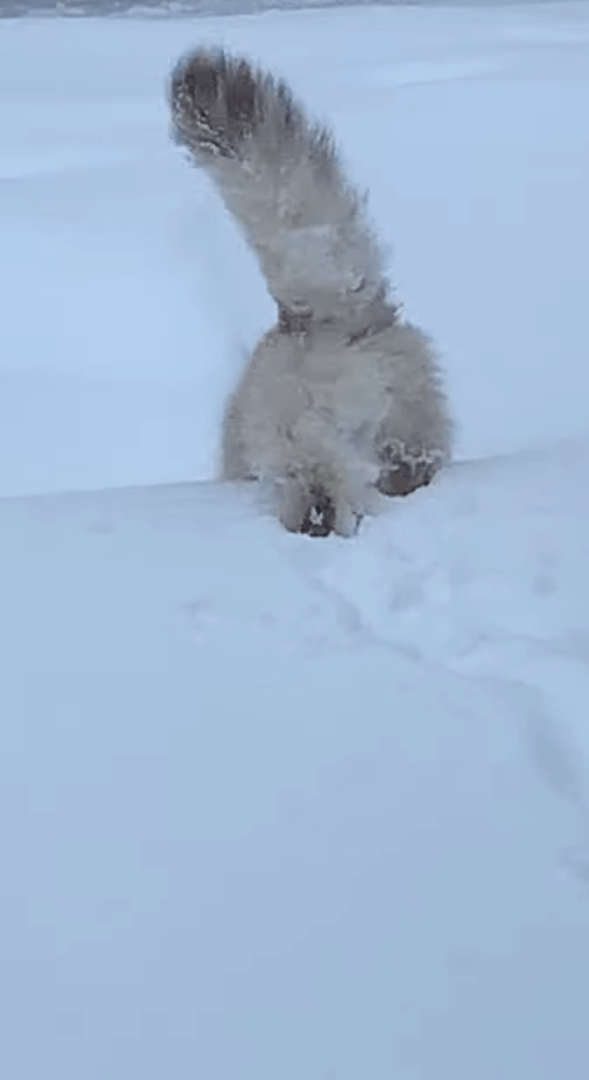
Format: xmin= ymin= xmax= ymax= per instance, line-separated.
xmin=169 ymin=47 xmax=452 ymax=535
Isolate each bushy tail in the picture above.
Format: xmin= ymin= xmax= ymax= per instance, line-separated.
xmin=169 ymin=47 xmax=392 ymax=328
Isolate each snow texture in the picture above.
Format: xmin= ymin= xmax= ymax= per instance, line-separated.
xmin=1 ymin=4 xmax=589 ymax=1078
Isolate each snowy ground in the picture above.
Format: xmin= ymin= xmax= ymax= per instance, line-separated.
xmin=2 ymin=3 xmax=589 ymax=1077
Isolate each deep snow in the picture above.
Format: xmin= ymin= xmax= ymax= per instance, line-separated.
xmin=1 ymin=3 xmax=589 ymax=1078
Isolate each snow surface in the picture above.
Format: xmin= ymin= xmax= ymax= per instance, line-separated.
xmin=2 ymin=3 xmax=589 ymax=1077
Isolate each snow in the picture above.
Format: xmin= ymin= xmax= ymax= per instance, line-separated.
xmin=1 ymin=3 xmax=589 ymax=1077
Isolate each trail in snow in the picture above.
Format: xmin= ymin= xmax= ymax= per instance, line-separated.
xmin=2 ymin=3 xmax=589 ymax=494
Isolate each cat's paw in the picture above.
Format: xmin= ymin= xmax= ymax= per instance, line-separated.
xmin=377 ymin=444 xmax=442 ymax=497
xmin=279 ymin=478 xmax=361 ymax=538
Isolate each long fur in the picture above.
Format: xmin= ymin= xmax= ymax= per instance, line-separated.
xmin=169 ymin=47 xmax=452 ymax=536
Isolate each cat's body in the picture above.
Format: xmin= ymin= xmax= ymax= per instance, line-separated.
xmin=170 ymin=48 xmax=452 ymax=535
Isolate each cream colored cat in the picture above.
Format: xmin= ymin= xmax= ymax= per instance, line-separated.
xmin=170 ymin=47 xmax=451 ymax=535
